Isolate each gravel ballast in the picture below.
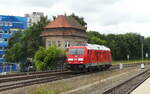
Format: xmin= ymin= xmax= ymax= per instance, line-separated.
xmin=1 ymin=66 xmax=150 ymax=94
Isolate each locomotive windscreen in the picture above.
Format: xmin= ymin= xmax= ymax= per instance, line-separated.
xmin=69 ymin=48 xmax=84 ymax=55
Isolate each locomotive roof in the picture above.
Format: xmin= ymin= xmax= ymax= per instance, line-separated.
xmin=86 ymin=44 xmax=110 ymax=51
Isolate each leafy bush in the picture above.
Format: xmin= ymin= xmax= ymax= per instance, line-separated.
xmin=34 ymin=46 xmax=65 ymax=71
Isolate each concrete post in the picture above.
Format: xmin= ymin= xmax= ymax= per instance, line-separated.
xmin=120 ymin=63 xmax=123 ymax=69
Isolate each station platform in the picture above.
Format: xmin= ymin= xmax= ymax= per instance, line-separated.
xmin=131 ymin=77 xmax=150 ymax=94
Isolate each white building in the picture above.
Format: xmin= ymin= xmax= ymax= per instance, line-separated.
xmin=25 ymin=12 xmax=44 ymax=27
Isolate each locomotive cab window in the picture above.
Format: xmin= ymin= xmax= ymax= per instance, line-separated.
xmin=69 ymin=48 xmax=84 ymax=55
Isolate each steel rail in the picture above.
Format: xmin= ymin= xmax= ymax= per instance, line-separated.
xmin=102 ymin=69 xmax=150 ymax=94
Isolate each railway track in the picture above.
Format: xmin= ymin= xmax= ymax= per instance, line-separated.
xmin=0 ymin=63 xmax=149 ymax=92
xmin=0 ymin=69 xmax=65 ymax=78
xmin=102 ymin=69 xmax=150 ymax=94
xmin=0 ymin=70 xmax=81 ymax=91
xmin=0 ymin=70 xmax=69 ymax=83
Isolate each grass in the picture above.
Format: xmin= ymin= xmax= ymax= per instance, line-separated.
xmin=112 ymin=59 xmax=150 ymax=65
xmin=27 ymin=82 xmax=71 ymax=94
xmin=27 ymin=87 xmax=56 ymax=94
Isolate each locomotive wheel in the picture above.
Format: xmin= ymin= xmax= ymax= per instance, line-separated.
xmin=88 ymin=67 xmax=93 ymax=72
xmin=83 ymin=68 xmax=88 ymax=72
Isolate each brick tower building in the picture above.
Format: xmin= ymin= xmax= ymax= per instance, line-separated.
xmin=41 ymin=15 xmax=87 ymax=49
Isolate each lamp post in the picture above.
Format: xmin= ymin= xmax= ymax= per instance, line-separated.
xmin=140 ymin=36 xmax=144 ymax=63
xmin=127 ymin=54 xmax=129 ymax=63
xmin=140 ymin=36 xmax=144 ymax=69
xmin=145 ymin=53 xmax=148 ymax=63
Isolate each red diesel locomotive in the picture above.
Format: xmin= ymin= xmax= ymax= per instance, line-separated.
xmin=66 ymin=44 xmax=112 ymax=71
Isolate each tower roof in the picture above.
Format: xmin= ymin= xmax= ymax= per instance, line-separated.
xmin=44 ymin=15 xmax=86 ymax=30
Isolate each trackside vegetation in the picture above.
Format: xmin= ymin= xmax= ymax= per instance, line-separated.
xmin=5 ymin=16 xmax=49 ymax=63
xmin=112 ymin=59 xmax=150 ymax=65
xmin=88 ymin=31 xmax=150 ymax=60
xmin=34 ymin=46 xmax=65 ymax=71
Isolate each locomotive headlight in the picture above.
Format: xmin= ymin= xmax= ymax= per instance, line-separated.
xmin=68 ymin=58 xmax=73 ymax=61
xmin=78 ymin=58 xmax=84 ymax=61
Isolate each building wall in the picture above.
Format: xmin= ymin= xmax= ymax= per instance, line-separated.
xmin=42 ymin=28 xmax=87 ymax=49
xmin=45 ymin=36 xmax=87 ymax=49
xmin=25 ymin=12 xmax=44 ymax=27
xmin=0 ymin=15 xmax=27 ymax=64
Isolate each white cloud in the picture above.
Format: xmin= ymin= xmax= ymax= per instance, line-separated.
xmin=88 ymin=22 xmax=150 ymax=37
xmin=0 ymin=0 xmax=150 ymax=37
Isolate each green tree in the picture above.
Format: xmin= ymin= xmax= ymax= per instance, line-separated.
xmin=69 ymin=13 xmax=87 ymax=27
xmin=87 ymin=31 xmax=143 ymax=60
xmin=5 ymin=43 xmax=22 ymax=62
xmin=87 ymin=31 xmax=107 ymax=45
xmin=8 ymin=32 xmax=22 ymax=47
xmin=52 ymin=13 xmax=87 ymax=27
xmin=5 ymin=16 xmax=49 ymax=63
xmin=106 ymin=33 xmax=141 ymax=60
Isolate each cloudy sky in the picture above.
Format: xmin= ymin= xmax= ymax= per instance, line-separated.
xmin=0 ymin=0 xmax=150 ymax=37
